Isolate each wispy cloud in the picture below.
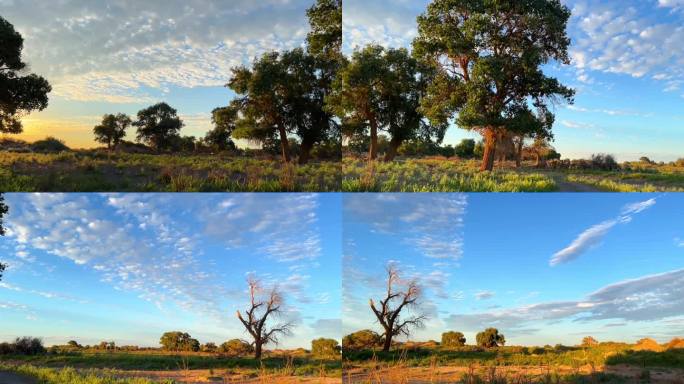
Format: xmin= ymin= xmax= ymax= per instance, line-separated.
xmin=550 ymin=198 xmax=656 ymax=266
xmin=475 ymin=291 xmax=495 ymax=300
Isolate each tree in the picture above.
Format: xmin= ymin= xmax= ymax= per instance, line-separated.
xmin=581 ymin=336 xmax=598 ymax=347
xmin=342 ymin=330 xmax=382 ymax=351
xmin=133 ymin=102 xmax=184 ymax=151
xmin=413 ymin=0 xmax=575 ymax=171
xmin=306 ymin=0 xmax=342 ymax=59
xmin=369 ymin=265 xmax=426 ymax=352
xmin=476 ymin=328 xmax=505 ymax=348
xmin=454 ymin=139 xmax=475 ymax=159
xmin=0 ymin=16 xmax=51 ymax=134
xmin=219 ymin=339 xmax=254 ymax=356
xmin=159 ymin=332 xmax=200 ymax=352
xmin=66 ymin=340 xmax=82 ymax=349
xmin=441 ymin=331 xmax=466 ymax=347
xmin=205 ymin=105 xmax=238 ymax=151
xmin=236 ymin=277 xmax=293 ymax=359
xmin=93 ymin=113 xmax=131 ymax=150
xmin=311 ymin=338 xmax=341 ymax=358
xmin=201 ymin=342 xmax=218 ymax=353
xmin=0 ymin=193 xmax=8 ymax=282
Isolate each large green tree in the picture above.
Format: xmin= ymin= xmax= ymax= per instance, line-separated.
xmin=476 ymin=328 xmax=505 ymax=348
xmin=93 ymin=113 xmax=131 ymax=150
xmin=413 ymin=0 xmax=574 ymax=171
xmin=159 ymin=331 xmax=200 ymax=352
xmin=0 ymin=193 xmax=8 ymax=282
xmin=205 ymin=104 xmax=238 ymax=151
xmin=133 ymin=102 xmax=184 ymax=152
xmin=0 ymin=16 xmax=51 ymax=134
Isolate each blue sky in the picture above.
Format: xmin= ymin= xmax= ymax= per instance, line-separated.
xmin=0 ymin=0 xmax=314 ymax=148
xmin=0 ymin=193 xmax=341 ymax=348
xmin=343 ymin=193 xmax=684 ymax=346
xmin=344 ymin=0 xmax=684 ymax=162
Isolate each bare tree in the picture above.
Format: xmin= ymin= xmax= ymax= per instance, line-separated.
xmin=236 ymin=277 xmax=293 ymax=359
xmin=370 ymin=265 xmax=427 ymax=352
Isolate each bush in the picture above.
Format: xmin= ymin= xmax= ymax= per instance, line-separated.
xmin=342 ymin=330 xmax=381 ymax=351
xmin=590 ymin=153 xmax=619 ymax=170
xmin=311 ymin=338 xmax=341 ymax=358
xmin=476 ymin=328 xmax=505 ymax=348
xmin=218 ymin=339 xmax=253 ymax=356
xmin=31 ymin=137 xmax=70 ymax=153
xmin=441 ymin=331 xmax=466 ymax=347
xmin=455 ymin=139 xmax=475 ymax=159
xmin=11 ymin=337 xmax=46 ymax=355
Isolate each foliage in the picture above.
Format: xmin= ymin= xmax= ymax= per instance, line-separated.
xmin=342 ymin=330 xmax=382 ymax=351
xmin=218 ymin=339 xmax=254 ymax=357
xmin=159 ymin=332 xmax=200 ymax=352
xmin=205 ymin=106 xmax=238 ymax=151
xmin=590 ymin=153 xmax=619 ymax=171
xmin=413 ymin=0 xmax=574 ymax=170
xmin=311 ymin=338 xmax=341 ymax=358
xmin=133 ymin=103 xmax=184 ymax=152
xmin=442 ymin=331 xmax=467 ymax=347
xmin=581 ymin=336 xmax=598 ymax=347
xmin=0 ymin=337 xmax=46 ymax=355
xmin=93 ymin=114 xmax=132 ymax=150
xmin=476 ymin=328 xmax=505 ymax=348
xmin=2 ymin=365 xmax=173 ymax=384
xmin=455 ymin=139 xmax=476 ymax=159
xmin=31 ymin=137 xmax=70 ymax=153
xmin=0 ymin=16 xmax=52 ymax=134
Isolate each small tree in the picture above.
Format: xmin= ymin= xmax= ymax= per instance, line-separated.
xmin=159 ymin=331 xmax=200 ymax=352
xmin=201 ymin=342 xmax=218 ymax=353
xmin=236 ymin=278 xmax=293 ymax=359
xmin=342 ymin=330 xmax=381 ymax=351
xmin=66 ymin=340 xmax=82 ymax=349
xmin=133 ymin=102 xmax=184 ymax=152
xmin=476 ymin=328 xmax=505 ymax=348
xmin=311 ymin=338 xmax=341 ymax=358
xmin=219 ymin=339 xmax=254 ymax=356
xmin=454 ymin=139 xmax=475 ymax=159
xmin=93 ymin=113 xmax=131 ymax=151
xmin=581 ymin=336 xmax=598 ymax=347
xmin=441 ymin=331 xmax=466 ymax=347
xmin=205 ymin=105 xmax=238 ymax=151
xmin=0 ymin=16 xmax=52 ymax=134
xmin=370 ymin=265 xmax=426 ymax=352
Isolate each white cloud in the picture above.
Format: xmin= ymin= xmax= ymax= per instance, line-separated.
xmin=551 ymin=198 xmax=656 ymax=266
xmin=475 ymin=291 xmax=495 ymax=300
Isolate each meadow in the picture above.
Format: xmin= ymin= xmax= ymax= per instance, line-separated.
xmin=342 ymin=157 xmax=684 ymax=192
xmin=0 ymin=349 xmax=342 ymax=383
xmin=0 ymin=151 xmax=341 ymax=192
xmin=342 ymin=342 xmax=684 ymax=383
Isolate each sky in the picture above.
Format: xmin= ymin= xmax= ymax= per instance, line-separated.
xmin=344 ymin=0 xmax=684 ymax=162
xmin=0 ymin=0 xmax=315 ymax=148
xmin=343 ymin=193 xmax=684 ymax=346
xmin=0 ymin=193 xmax=341 ymax=349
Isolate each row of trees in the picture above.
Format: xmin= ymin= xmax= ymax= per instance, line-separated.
xmin=342 ymin=328 xmax=505 ymax=351
xmin=335 ymin=0 xmax=574 ymax=170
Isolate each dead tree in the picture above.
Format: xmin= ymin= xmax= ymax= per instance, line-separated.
xmin=369 ymin=265 xmax=427 ymax=352
xmin=236 ymin=277 xmax=293 ymax=359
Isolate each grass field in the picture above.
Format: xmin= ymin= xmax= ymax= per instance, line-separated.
xmin=342 ymin=157 xmax=684 ymax=192
xmin=0 ymin=151 xmax=341 ymax=192
xmin=342 ymin=344 xmax=684 ymax=383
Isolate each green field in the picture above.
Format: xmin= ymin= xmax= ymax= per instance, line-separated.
xmin=0 ymin=151 xmax=341 ymax=192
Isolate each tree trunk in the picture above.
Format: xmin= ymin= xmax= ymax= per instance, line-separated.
xmin=534 ymin=152 xmax=545 ymax=168
xmin=298 ymin=138 xmax=314 ymax=165
xmin=278 ymin=123 xmax=291 ymax=163
xmin=382 ymin=333 xmax=392 ymax=352
xmin=383 ymin=137 xmax=402 ymax=162
xmin=480 ymin=128 xmax=497 ymax=171
xmin=254 ymin=340 xmax=263 ymax=360
xmin=369 ymin=117 xmax=378 ymax=161
xmin=515 ymin=137 xmax=523 ymax=168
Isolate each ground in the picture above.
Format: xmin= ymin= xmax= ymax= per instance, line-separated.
xmin=0 ymin=371 xmax=36 ymax=384
xmin=0 ymin=151 xmax=341 ymax=192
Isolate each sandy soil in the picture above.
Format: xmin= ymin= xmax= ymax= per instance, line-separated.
xmin=116 ymin=369 xmax=341 ymax=384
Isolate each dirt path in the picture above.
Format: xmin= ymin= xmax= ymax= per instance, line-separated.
xmin=546 ymin=172 xmax=602 ymax=192
xmin=0 ymin=371 xmax=37 ymax=384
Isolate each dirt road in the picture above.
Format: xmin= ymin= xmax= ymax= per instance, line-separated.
xmin=0 ymin=371 xmax=36 ymax=384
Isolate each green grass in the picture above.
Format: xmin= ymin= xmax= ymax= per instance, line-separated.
xmin=1 ymin=364 xmax=173 ymax=383
xmin=565 ymin=174 xmax=684 ymax=192
xmin=1 ymin=351 xmax=341 ymax=376
xmin=0 ymin=151 xmax=341 ymax=192
xmin=342 ymin=158 xmax=557 ymax=192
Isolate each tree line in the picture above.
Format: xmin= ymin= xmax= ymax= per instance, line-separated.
xmin=334 ymin=0 xmax=574 ymax=170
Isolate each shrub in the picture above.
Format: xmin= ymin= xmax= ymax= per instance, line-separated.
xmin=311 ymin=338 xmax=341 ymax=358
xmin=12 ymin=337 xmax=46 ymax=355
xmin=476 ymin=328 xmax=505 ymax=348
xmin=31 ymin=137 xmax=70 ymax=153
xmin=590 ymin=153 xmax=619 ymax=170
xmin=218 ymin=339 xmax=253 ymax=356
xmin=441 ymin=331 xmax=466 ymax=347
xmin=342 ymin=330 xmax=381 ymax=351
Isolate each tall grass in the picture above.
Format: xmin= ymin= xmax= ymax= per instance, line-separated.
xmin=3 ymin=364 xmax=173 ymax=384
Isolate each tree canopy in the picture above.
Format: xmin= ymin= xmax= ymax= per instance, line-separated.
xmin=0 ymin=16 xmax=51 ymax=134
xmin=476 ymin=328 xmax=505 ymax=348
xmin=311 ymin=338 xmax=341 ymax=358
xmin=93 ymin=113 xmax=131 ymax=150
xmin=342 ymin=330 xmax=382 ymax=351
xmin=159 ymin=331 xmax=200 ymax=352
xmin=205 ymin=105 xmax=238 ymax=151
xmin=133 ymin=103 xmax=184 ymax=152
xmin=442 ymin=331 xmax=466 ymax=347
xmin=412 ymin=0 xmax=574 ymax=170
